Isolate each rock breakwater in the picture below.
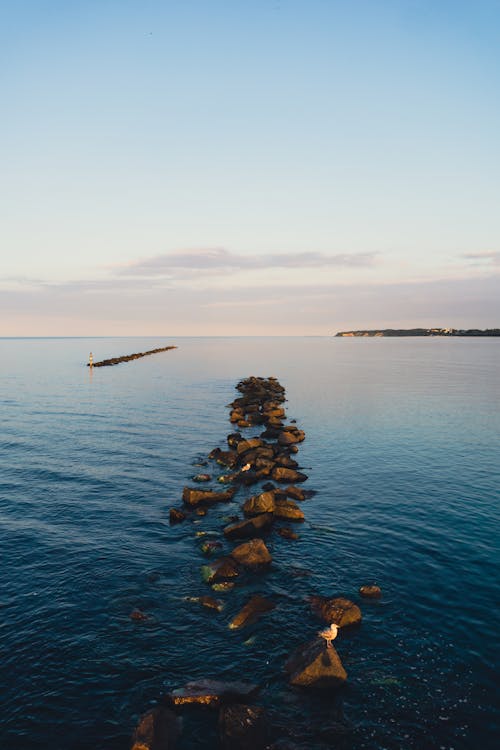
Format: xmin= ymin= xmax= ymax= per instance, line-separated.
xmin=131 ymin=375 xmax=370 ymax=748
xmin=87 ymin=345 xmax=177 ymax=367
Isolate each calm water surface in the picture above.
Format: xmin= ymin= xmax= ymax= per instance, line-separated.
xmin=0 ymin=337 xmax=499 ymax=749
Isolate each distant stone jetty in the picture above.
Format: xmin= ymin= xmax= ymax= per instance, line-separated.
xmin=87 ymin=345 xmax=177 ymax=367
xmin=336 ymin=328 xmax=500 ymax=337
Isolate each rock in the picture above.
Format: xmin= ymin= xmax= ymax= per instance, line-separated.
xmin=216 ymin=451 xmax=239 ymax=468
xmin=236 ymin=438 xmax=264 ymax=455
xmin=187 ymin=595 xmax=224 ymax=613
xmin=227 ymin=432 xmax=243 ymax=448
xmin=283 ymin=485 xmax=307 ymax=502
xmin=284 ymin=639 xmax=347 ymax=688
xmin=201 ymin=557 xmax=239 ymax=584
xmin=131 ymin=706 xmax=180 ymax=750
xmin=130 ymin=608 xmax=148 ymax=622
xmin=277 ymin=430 xmax=305 ymax=446
xmin=271 ymin=468 xmax=308 ymax=484
xmin=224 ymin=513 xmax=273 ymax=540
xmin=359 ymin=584 xmax=382 ymax=598
xmin=228 ymin=595 xmax=275 ymax=629
xmin=219 ymin=704 xmax=268 ymax=749
xmin=230 ymin=538 xmax=272 ymax=568
xmin=212 ymin=581 xmax=235 ymax=592
xmin=243 ymin=491 xmax=276 ymax=516
xmin=192 ymin=473 xmax=211 ymax=482
xmin=182 ymin=487 xmax=236 ymax=507
xmin=274 ymin=455 xmax=298 ymax=468
xmin=200 ymin=540 xmax=223 ymax=555
xmin=277 ymin=526 xmax=299 ymax=540
xmin=274 ymin=499 xmax=305 ymax=521
xmin=309 ymin=596 xmax=362 ymax=627
xmin=169 ymin=508 xmax=186 ymax=524
xmin=166 ymin=679 xmax=259 ymax=708
xmin=195 ymin=507 xmax=207 ymax=516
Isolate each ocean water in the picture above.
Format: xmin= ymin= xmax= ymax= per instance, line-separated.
xmin=0 ymin=336 xmax=498 ymax=750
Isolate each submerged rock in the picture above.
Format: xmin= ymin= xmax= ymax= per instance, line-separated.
xmin=310 ymin=596 xmax=362 ymax=627
xmin=187 ymin=595 xmax=224 ymax=613
xmin=130 ymin=608 xmax=149 ymax=622
xmin=182 ymin=486 xmax=236 ymax=507
xmin=212 ymin=581 xmax=236 ymax=592
xmin=224 ymin=513 xmax=273 ymax=540
xmin=201 ymin=557 xmax=239 ymax=584
xmin=200 ymin=540 xmax=223 ymax=555
xmin=131 ymin=706 xmax=180 ymax=750
xmin=192 ymin=473 xmax=211 ymax=482
xmin=284 ymin=639 xmax=347 ymax=688
xmin=359 ymin=584 xmax=382 ymax=598
xmin=166 ymin=679 xmax=259 ymax=708
xmin=230 ymin=538 xmax=272 ymax=568
xmin=277 ymin=526 xmax=299 ymax=540
xmin=219 ymin=704 xmax=268 ymax=749
xmin=169 ymin=508 xmax=186 ymax=524
xmin=228 ymin=595 xmax=275 ymax=629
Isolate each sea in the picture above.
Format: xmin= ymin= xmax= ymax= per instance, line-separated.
xmin=0 ymin=336 xmax=499 ymax=750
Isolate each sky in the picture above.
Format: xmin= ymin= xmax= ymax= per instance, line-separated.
xmin=1 ymin=0 xmax=499 ymax=335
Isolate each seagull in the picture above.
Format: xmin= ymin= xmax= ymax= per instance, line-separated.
xmin=318 ymin=623 xmax=338 ymax=648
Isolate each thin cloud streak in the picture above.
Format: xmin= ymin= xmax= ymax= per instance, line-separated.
xmin=462 ymin=252 xmax=500 ymax=265
xmin=116 ymin=248 xmax=379 ymax=277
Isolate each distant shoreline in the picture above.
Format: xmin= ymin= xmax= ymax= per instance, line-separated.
xmin=335 ymin=328 xmax=500 ymax=337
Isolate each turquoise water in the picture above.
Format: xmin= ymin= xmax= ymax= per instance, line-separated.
xmin=0 ymin=336 xmax=499 ymax=749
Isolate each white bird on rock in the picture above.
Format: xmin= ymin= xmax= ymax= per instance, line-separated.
xmin=318 ymin=623 xmax=339 ymax=648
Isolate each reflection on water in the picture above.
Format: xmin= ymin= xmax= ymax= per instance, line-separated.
xmin=0 ymin=337 xmax=499 ymax=748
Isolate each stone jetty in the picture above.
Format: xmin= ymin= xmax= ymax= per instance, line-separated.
xmin=131 ymin=375 xmax=367 ymax=748
xmin=87 ymin=345 xmax=176 ymax=367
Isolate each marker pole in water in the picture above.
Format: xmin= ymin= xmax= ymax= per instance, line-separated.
xmin=89 ymin=352 xmax=93 ymax=368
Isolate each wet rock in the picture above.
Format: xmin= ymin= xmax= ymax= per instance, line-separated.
xmin=271 ymin=468 xmax=308 ymax=484
xmin=212 ymin=581 xmax=235 ymax=592
xmin=201 ymin=557 xmax=239 ymax=584
xmin=277 ymin=526 xmax=299 ymax=540
xmin=219 ymin=704 xmax=268 ymax=749
xmin=274 ymin=455 xmax=299 ymax=469
xmin=230 ymin=538 xmax=272 ymax=568
xmin=224 ymin=513 xmax=273 ymax=540
xmin=310 ymin=596 xmax=362 ymax=627
xmin=131 ymin=706 xmax=180 ymax=750
xmin=228 ymin=595 xmax=276 ymax=629
xmin=359 ymin=584 xmax=382 ymax=598
xmin=262 ymin=482 xmax=277 ymax=492
xmin=284 ymin=639 xmax=347 ymax=688
xmin=243 ymin=491 xmax=276 ymax=516
xmin=192 ymin=473 xmax=211 ymax=482
xmin=274 ymin=498 xmax=305 ymax=521
xmin=227 ymin=432 xmax=243 ymax=448
xmin=230 ymin=410 xmax=244 ymax=423
xmin=195 ymin=507 xmax=207 ymax=516
xmin=169 ymin=508 xmax=186 ymax=524
xmin=236 ymin=438 xmax=264 ymax=455
xmin=182 ymin=486 xmax=236 ymax=507
xmin=215 ymin=450 xmax=239 ymax=468
xmin=187 ymin=595 xmax=224 ymax=613
xmin=200 ymin=540 xmax=223 ymax=555
xmin=277 ymin=429 xmax=305 ymax=446
xmin=130 ymin=608 xmax=149 ymax=622
xmin=283 ymin=485 xmax=307 ymax=502
xmin=166 ymin=679 xmax=259 ymax=708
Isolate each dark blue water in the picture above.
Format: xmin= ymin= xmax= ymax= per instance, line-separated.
xmin=1 ymin=337 xmax=499 ymax=749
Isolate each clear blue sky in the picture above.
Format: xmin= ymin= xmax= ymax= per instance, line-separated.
xmin=1 ymin=0 xmax=499 ymax=334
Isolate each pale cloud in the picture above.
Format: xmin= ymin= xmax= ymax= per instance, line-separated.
xmin=115 ymin=248 xmax=379 ymax=278
xmin=462 ymin=252 xmax=500 ymax=265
